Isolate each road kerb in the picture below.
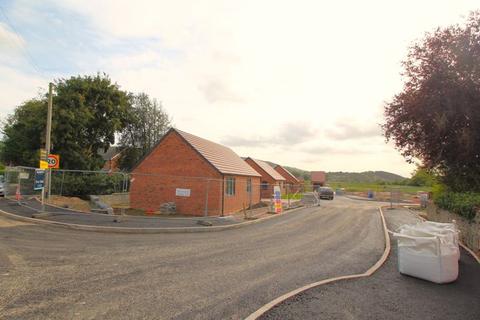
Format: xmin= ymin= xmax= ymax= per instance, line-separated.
xmin=0 ymin=205 xmax=309 ymax=234
xmin=244 ymin=206 xmax=391 ymax=320
xmin=459 ymin=242 xmax=480 ymax=264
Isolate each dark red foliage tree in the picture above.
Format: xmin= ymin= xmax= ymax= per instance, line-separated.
xmin=383 ymin=11 xmax=480 ymax=192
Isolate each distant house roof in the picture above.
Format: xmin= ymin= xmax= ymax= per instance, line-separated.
xmin=311 ymin=171 xmax=326 ymax=183
xmin=246 ymin=158 xmax=286 ymax=181
xmin=175 ymin=129 xmax=261 ymax=177
xmin=98 ymin=146 xmax=123 ymax=161
xmin=274 ymin=165 xmax=299 ymax=183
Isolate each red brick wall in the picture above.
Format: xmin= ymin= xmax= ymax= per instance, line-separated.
xmin=244 ymin=158 xmax=285 ymax=199
xmin=223 ymin=176 xmax=261 ymax=214
xmin=130 ymin=131 xmax=223 ymax=216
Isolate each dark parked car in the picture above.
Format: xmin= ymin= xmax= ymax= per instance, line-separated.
xmin=318 ymin=187 xmax=334 ymax=200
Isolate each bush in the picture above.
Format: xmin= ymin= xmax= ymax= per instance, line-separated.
xmin=433 ymin=190 xmax=480 ymax=221
xmin=51 ymin=173 xmax=126 ymax=198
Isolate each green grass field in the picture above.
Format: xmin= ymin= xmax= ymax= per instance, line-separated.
xmin=327 ymin=182 xmax=432 ymax=194
xmin=281 ymin=193 xmax=303 ymax=200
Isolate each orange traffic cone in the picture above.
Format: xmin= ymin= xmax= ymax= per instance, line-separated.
xmin=15 ymin=184 xmax=21 ymax=201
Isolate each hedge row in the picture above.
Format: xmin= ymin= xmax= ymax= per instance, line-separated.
xmin=51 ymin=173 xmax=126 ymax=198
xmin=434 ymin=191 xmax=480 ymax=221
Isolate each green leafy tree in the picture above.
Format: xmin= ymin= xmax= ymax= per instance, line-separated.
xmin=409 ymin=167 xmax=437 ymax=187
xmin=383 ymin=11 xmax=480 ymax=192
xmin=118 ymin=93 xmax=171 ymax=170
xmin=1 ymin=73 xmax=131 ymax=170
xmin=2 ymin=99 xmax=47 ymax=167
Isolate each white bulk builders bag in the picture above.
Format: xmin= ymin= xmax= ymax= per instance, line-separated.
xmin=415 ymin=221 xmax=460 ymax=260
xmin=400 ymin=222 xmax=460 ymax=260
xmin=419 ymin=221 xmax=459 ymax=243
xmin=394 ymin=226 xmax=458 ymax=284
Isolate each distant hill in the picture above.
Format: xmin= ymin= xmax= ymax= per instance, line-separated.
xmin=265 ymin=161 xmax=406 ymax=183
xmin=326 ymin=171 xmax=407 ymax=183
xmin=283 ymin=166 xmax=310 ymax=181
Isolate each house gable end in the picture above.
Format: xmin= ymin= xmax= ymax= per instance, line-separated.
xmin=274 ymin=166 xmax=299 ymax=183
xmin=245 ymin=158 xmax=273 ymax=183
xmin=244 ymin=157 xmax=285 ymax=182
xmin=133 ymin=130 xmax=221 ymax=179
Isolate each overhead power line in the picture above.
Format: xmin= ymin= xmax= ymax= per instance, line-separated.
xmin=0 ymin=5 xmax=47 ymax=78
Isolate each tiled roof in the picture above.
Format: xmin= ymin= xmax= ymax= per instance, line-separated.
xmin=247 ymin=158 xmax=286 ymax=181
xmin=98 ymin=146 xmax=123 ymax=161
xmin=275 ymin=165 xmax=299 ymax=182
xmin=176 ymin=129 xmax=261 ymax=177
xmin=311 ymin=171 xmax=326 ymax=182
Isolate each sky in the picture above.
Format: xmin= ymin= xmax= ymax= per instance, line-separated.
xmin=0 ymin=0 xmax=478 ymax=177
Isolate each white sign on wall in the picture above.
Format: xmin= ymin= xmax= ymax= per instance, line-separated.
xmin=19 ymin=172 xmax=29 ymax=179
xmin=175 ymin=188 xmax=191 ymax=197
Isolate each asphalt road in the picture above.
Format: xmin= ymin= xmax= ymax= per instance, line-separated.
xmin=261 ymin=208 xmax=480 ymax=320
xmin=0 ymin=197 xmax=384 ymax=320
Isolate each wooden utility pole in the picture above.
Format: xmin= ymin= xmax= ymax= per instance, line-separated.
xmin=44 ymin=82 xmax=53 ymax=199
xmin=36 ymin=82 xmax=53 ymax=218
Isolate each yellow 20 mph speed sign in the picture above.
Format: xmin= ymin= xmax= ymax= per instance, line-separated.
xmin=47 ymin=154 xmax=60 ymax=169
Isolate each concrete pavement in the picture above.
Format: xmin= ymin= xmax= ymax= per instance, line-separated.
xmin=0 ymin=198 xmax=241 ymax=229
xmin=0 ymin=197 xmax=384 ymax=319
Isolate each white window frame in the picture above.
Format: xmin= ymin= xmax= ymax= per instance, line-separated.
xmin=261 ymin=181 xmax=268 ymax=190
xmin=226 ymin=177 xmax=236 ymax=196
xmin=246 ymin=178 xmax=252 ymax=193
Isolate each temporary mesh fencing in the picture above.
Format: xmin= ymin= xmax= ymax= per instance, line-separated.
xmin=4 ymin=166 xmax=323 ymax=217
xmin=5 ymin=166 xmax=426 ymax=218
xmin=335 ymin=186 xmax=427 ymax=205
xmin=4 ymin=166 xmax=43 ymax=199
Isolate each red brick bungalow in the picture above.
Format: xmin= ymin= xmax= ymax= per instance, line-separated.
xmin=130 ymin=128 xmax=261 ymax=216
xmin=244 ymin=158 xmax=286 ymax=199
xmin=274 ymin=165 xmax=301 ymax=192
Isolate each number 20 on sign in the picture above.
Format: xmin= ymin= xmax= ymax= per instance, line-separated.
xmin=47 ymin=154 xmax=60 ymax=169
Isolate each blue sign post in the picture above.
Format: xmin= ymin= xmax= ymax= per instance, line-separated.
xmin=34 ymin=169 xmax=45 ymax=191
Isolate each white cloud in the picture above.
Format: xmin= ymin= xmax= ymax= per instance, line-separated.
xmin=222 ymin=121 xmax=317 ymax=147
xmin=325 ymin=121 xmax=382 ymax=141
xmin=0 ymin=22 xmax=25 ymax=52
xmin=198 ymin=79 xmax=245 ymax=104
xmin=53 ymin=0 xmax=236 ymax=48
xmin=105 ymin=51 xmax=166 ymax=70
xmin=0 ymin=22 xmax=29 ymax=69
xmin=0 ymin=65 xmax=46 ymax=118
xmin=0 ymin=20 xmax=47 ymax=119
